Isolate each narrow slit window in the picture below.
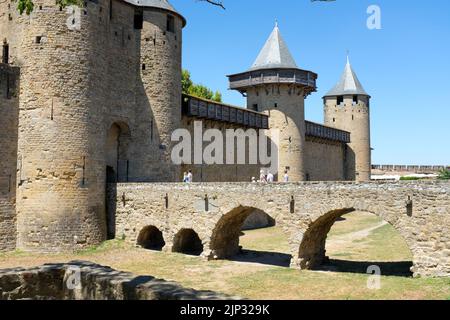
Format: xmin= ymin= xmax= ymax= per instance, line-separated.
xmin=167 ymin=15 xmax=175 ymax=33
xmin=2 ymin=42 xmax=9 ymax=64
xmin=134 ymin=9 xmax=143 ymax=30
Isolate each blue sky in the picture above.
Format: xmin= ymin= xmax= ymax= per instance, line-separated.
xmin=174 ymin=0 xmax=450 ymax=165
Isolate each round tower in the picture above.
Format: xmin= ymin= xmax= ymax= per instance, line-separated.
xmin=136 ymin=0 xmax=186 ymax=181
xmin=2 ymin=0 xmax=113 ymax=252
xmin=323 ymin=57 xmax=371 ymax=181
xmin=228 ymin=24 xmax=317 ymax=181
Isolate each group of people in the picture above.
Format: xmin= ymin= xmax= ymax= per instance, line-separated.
xmin=252 ymin=170 xmax=289 ymax=184
xmin=183 ymin=169 xmax=289 ymax=184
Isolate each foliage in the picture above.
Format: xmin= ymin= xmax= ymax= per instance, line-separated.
xmin=182 ymin=69 xmax=222 ymax=102
xmin=17 ymin=0 xmax=83 ymax=15
xmin=438 ymin=169 xmax=450 ymax=180
xmin=400 ymin=176 xmax=422 ymax=181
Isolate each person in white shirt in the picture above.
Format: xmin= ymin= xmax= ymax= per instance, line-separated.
xmin=267 ymin=171 xmax=274 ymax=183
xmin=259 ymin=170 xmax=267 ymax=183
xmin=187 ymin=170 xmax=193 ymax=183
xmin=283 ymin=171 xmax=289 ymax=183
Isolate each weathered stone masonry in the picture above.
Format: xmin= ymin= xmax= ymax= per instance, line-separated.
xmin=111 ymin=181 xmax=450 ymax=278
xmin=0 ymin=64 xmax=19 ymax=251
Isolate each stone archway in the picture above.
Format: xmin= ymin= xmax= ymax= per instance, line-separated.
xmin=137 ymin=226 xmax=166 ymax=251
xmin=209 ymin=205 xmax=291 ymax=266
xmin=106 ymin=122 xmax=131 ymax=183
xmin=296 ymin=208 xmax=415 ymax=275
xmin=172 ymin=229 xmax=203 ymax=256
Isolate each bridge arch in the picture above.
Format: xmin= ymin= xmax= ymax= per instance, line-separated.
xmin=296 ymin=207 xmax=415 ymax=274
xmin=137 ymin=225 xmax=166 ymax=251
xmin=172 ymin=228 xmax=204 ymax=256
xmin=209 ymin=205 xmax=289 ymax=260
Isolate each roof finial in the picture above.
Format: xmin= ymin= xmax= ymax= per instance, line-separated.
xmin=346 ymin=50 xmax=350 ymax=64
xmin=275 ymin=19 xmax=278 ymax=28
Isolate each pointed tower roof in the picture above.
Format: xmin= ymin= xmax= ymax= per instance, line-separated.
xmin=249 ymin=23 xmax=298 ymax=71
xmin=325 ymin=56 xmax=369 ymax=97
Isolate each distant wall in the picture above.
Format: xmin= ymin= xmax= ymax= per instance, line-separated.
xmin=372 ymin=165 xmax=450 ymax=173
xmin=304 ymin=137 xmax=347 ymax=181
xmin=0 ymin=64 xmax=19 ymax=251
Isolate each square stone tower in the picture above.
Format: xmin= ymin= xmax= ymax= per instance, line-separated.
xmin=323 ymin=57 xmax=372 ymax=181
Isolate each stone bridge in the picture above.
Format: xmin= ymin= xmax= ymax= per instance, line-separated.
xmin=108 ymin=182 xmax=450 ymax=277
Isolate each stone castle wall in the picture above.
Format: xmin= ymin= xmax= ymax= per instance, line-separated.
xmin=304 ymin=137 xmax=347 ymax=181
xmin=180 ymin=117 xmax=263 ymax=182
xmin=0 ymin=64 xmax=19 ymax=251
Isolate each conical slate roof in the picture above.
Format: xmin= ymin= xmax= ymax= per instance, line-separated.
xmin=325 ymin=57 xmax=369 ymax=97
xmin=124 ymin=0 xmax=186 ymax=26
xmin=249 ymin=23 xmax=298 ymax=71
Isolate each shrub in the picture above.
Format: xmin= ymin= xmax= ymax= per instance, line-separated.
xmin=438 ymin=169 xmax=450 ymax=180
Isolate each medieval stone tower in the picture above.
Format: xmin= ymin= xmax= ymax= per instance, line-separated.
xmin=228 ymin=24 xmax=317 ymax=181
xmin=323 ymin=57 xmax=372 ymax=181
xmin=0 ymin=0 xmax=185 ymax=251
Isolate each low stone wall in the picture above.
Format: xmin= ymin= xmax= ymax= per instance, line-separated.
xmin=0 ymin=261 xmax=239 ymax=300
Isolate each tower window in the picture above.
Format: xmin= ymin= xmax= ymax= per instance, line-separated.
xmin=252 ymin=104 xmax=258 ymax=112
xmin=36 ymin=36 xmax=42 ymax=44
xmin=2 ymin=42 xmax=9 ymax=64
xmin=134 ymin=9 xmax=143 ymax=30
xmin=353 ymin=95 xmax=358 ymax=105
xmin=337 ymin=96 xmax=344 ymax=105
xmin=109 ymin=0 xmax=113 ymax=20
xmin=274 ymin=103 xmax=278 ymax=108
xmin=167 ymin=15 xmax=175 ymax=33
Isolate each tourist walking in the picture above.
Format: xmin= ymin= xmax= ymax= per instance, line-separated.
xmin=283 ymin=171 xmax=289 ymax=183
xmin=267 ymin=171 xmax=274 ymax=183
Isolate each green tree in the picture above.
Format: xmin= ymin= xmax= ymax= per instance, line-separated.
xmin=182 ymin=69 xmax=222 ymax=102
xmin=17 ymin=0 xmax=82 ymax=15
xmin=17 ymin=0 xmax=223 ymax=15
xmin=438 ymin=169 xmax=450 ymax=180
